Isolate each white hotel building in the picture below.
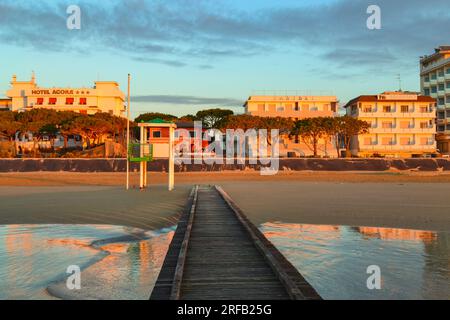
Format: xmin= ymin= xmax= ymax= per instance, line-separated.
xmin=420 ymin=46 xmax=450 ymax=154
xmin=4 ymin=74 xmax=126 ymax=117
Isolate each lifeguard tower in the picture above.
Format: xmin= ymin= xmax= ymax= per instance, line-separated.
xmin=129 ymin=119 xmax=177 ymax=190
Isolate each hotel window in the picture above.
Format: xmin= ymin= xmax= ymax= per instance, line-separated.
xmin=438 ymin=111 xmax=445 ymax=119
xmin=431 ymin=73 xmax=437 ymax=80
xmin=48 ymin=98 xmax=57 ymax=105
xmin=277 ymin=106 xmax=285 ymax=112
xmin=419 ymin=106 xmax=428 ymax=113
xmin=438 ymin=125 xmax=445 ymax=132
xmin=381 ymin=137 xmax=394 ymax=145
xmin=439 ymin=83 xmax=445 ymax=91
xmin=424 ymin=88 xmax=430 ymax=96
xmin=400 ymin=105 xmax=409 ymax=113
xmin=382 ymin=122 xmax=393 ymax=128
xmin=400 ymin=137 xmax=412 ymax=145
xmin=400 ymin=121 xmax=410 ymax=129
xmin=439 ymin=70 xmax=445 ymax=77
xmin=447 ymin=68 xmax=450 ymax=74
xmin=323 ymin=104 xmax=329 ymax=111
xmin=294 ymin=135 xmax=300 ymax=144
xmin=268 ymin=104 xmax=276 ymax=111
xmin=446 ymin=96 xmax=450 ymax=103
xmin=363 ymin=137 xmax=373 ymax=145
xmin=363 ymin=105 xmax=373 ymax=112
xmin=447 ymin=82 xmax=450 ymax=89
xmin=438 ymin=98 xmax=445 ymax=106
xmin=66 ymin=98 xmax=74 ymax=105
xmin=419 ymin=137 xmax=431 ymax=145
xmin=424 ymin=76 xmax=430 ymax=82
xmin=36 ymin=98 xmax=44 ymax=105
xmin=152 ymin=130 xmax=161 ymax=138
xmin=310 ymin=105 xmax=318 ymax=111
xmin=420 ymin=121 xmax=429 ymax=129
xmin=382 ymin=105 xmax=392 ymax=113
xmin=79 ymin=98 xmax=87 ymax=105
xmin=294 ymin=102 xmax=299 ymax=111
xmin=431 ymin=86 xmax=437 ymax=93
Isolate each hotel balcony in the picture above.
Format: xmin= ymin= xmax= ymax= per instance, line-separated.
xmin=360 ymin=144 xmax=436 ymax=151
xmin=359 ymin=110 xmax=434 ymax=118
xmin=368 ymin=127 xmax=435 ymax=134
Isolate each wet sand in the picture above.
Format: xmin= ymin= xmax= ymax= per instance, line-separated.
xmin=1 ymin=172 xmax=449 ymax=231
xmin=221 ymin=182 xmax=450 ymax=232
xmin=0 ymin=185 xmax=191 ymax=230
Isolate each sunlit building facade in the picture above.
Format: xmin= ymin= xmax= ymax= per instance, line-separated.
xmin=420 ymin=46 xmax=450 ymax=154
xmin=244 ymin=95 xmax=338 ymax=157
xmin=5 ymin=74 xmax=126 ymax=117
xmin=344 ymin=91 xmax=436 ymax=158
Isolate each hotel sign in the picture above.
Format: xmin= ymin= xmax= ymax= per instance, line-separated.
xmin=30 ymin=89 xmax=91 ymax=95
xmin=379 ymin=94 xmax=417 ymax=100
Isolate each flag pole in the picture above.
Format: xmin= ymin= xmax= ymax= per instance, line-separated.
xmin=126 ymin=74 xmax=131 ymax=190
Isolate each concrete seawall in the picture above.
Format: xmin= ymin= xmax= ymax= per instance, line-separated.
xmin=1 ymin=158 xmax=450 ymax=172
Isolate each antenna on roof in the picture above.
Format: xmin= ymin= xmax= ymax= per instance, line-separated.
xmin=396 ymin=74 xmax=402 ymax=92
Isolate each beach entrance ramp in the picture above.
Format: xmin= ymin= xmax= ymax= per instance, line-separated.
xmin=150 ymin=185 xmax=321 ymax=300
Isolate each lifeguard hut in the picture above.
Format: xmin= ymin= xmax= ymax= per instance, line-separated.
xmin=129 ymin=119 xmax=177 ymax=191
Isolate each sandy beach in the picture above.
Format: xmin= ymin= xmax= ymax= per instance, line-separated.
xmin=1 ymin=171 xmax=449 ymax=231
xmin=0 ymin=184 xmax=191 ymax=230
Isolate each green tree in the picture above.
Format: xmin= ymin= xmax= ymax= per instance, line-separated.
xmin=221 ymin=115 xmax=293 ymax=146
xmin=179 ymin=114 xmax=197 ymax=121
xmin=134 ymin=112 xmax=177 ymax=123
xmin=0 ymin=111 xmax=21 ymax=141
xmin=195 ymin=108 xmax=234 ymax=128
xmin=291 ymin=117 xmax=328 ymax=157
xmin=337 ymin=116 xmax=370 ymax=158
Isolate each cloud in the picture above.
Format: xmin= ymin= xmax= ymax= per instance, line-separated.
xmin=0 ymin=0 xmax=449 ymax=73
xmin=132 ymin=94 xmax=243 ymax=107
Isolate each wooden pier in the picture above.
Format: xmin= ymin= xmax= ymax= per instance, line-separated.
xmin=150 ymin=185 xmax=321 ymax=300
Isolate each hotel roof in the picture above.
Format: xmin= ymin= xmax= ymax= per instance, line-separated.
xmin=344 ymin=92 xmax=435 ymax=108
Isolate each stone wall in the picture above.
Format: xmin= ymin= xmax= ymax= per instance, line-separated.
xmin=1 ymin=158 xmax=450 ymax=172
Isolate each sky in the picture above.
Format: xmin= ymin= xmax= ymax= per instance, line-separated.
xmin=0 ymin=0 xmax=449 ymax=119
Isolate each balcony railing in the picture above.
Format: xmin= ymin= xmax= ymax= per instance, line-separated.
xmin=360 ymin=145 xmax=436 ymax=151
xmin=368 ymin=127 xmax=435 ymax=133
xmin=359 ymin=110 xmax=434 ymax=117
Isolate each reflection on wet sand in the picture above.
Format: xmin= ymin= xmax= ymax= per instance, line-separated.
xmin=357 ymin=227 xmax=437 ymax=243
xmin=0 ymin=224 xmax=175 ymax=300
xmin=260 ymin=222 xmax=450 ymax=300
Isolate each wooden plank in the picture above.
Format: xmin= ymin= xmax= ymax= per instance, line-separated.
xmin=215 ymin=185 xmax=322 ymax=300
xmin=179 ymin=185 xmax=291 ymax=300
xmin=149 ymin=186 xmax=197 ymax=300
xmin=170 ymin=185 xmax=198 ymax=300
xmin=151 ymin=184 xmax=321 ymax=300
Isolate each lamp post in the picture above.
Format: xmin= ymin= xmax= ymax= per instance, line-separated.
xmin=126 ymin=74 xmax=131 ymax=190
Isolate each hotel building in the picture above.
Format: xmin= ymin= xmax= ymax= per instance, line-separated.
xmin=420 ymin=46 xmax=450 ymax=154
xmin=344 ymin=91 xmax=436 ymax=158
xmin=4 ymin=74 xmax=126 ymax=117
xmin=244 ymin=95 xmax=338 ymax=157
